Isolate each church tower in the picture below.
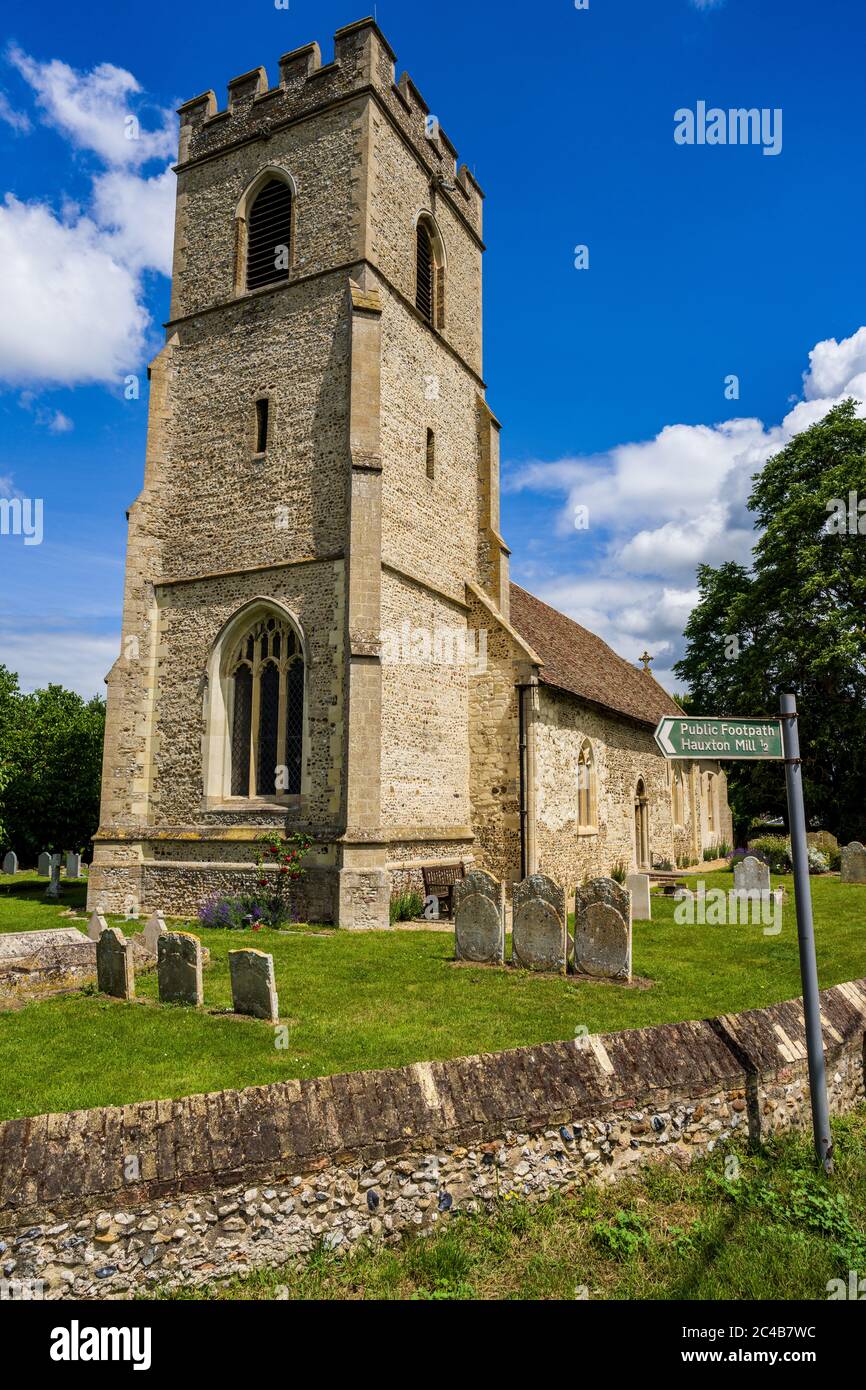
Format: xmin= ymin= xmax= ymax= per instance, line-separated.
xmin=89 ymin=18 xmax=510 ymax=927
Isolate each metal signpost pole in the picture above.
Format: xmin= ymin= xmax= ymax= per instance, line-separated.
xmin=780 ymin=691 xmax=833 ymax=1174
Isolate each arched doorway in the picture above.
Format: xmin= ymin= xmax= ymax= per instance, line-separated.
xmin=634 ymin=779 xmax=650 ymax=869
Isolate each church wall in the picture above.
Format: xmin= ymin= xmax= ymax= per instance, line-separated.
xmin=159 ymin=275 xmax=350 ymax=583
xmin=378 ymin=287 xmax=482 ymax=605
xmin=151 ymin=562 xmax=345 ymax=826
xmin=170 ymin=98 xmax=364 ymax=322
xmin=379 ymin=569 xmax=471 ymax=831
xmin=368 ymin=101 xmax=483 ymax=376
xmin=534 ymin=687 xmax=686 ymax=886
xmin=466 ymin=590 xmax=523 ymax=888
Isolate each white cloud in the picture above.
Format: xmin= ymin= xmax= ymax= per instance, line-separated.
xmin=7 ymin=46 xmax=175 ymax=167
xmin=0 ymin=51 xmax=177 ymax=388
xmin=508 ymin=327 xmax=866 ymax=691
xmin=690 ymin=0 xmax=725 ymax=10
xmin=0 ymin=195 xmax=150 ymax=386
xmin=91 ymin=165 xmax=175 ymax=276
xmin=0 ymin=88 xmax=30 ymax=132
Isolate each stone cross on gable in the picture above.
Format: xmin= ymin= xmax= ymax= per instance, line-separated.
xmin=638 ymin=650 xmax=654 ymax=672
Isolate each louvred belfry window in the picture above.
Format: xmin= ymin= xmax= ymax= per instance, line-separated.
xmin=228 ymin=615 xmax=304 ymax=796
xmin=246 ymin=179 xmax=293 ymax=290
xmin=416 ymin=220 xmax=435 ymax=324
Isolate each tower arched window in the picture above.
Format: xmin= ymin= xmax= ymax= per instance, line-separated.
xmin=577 ymin=740 xmax=597 ymax=831
xmin=227 ymin=613 xmax=304 ymax=796
xmin=246 ymin=177 xmax=293 ymax=290
xmin=415 ymin=214 xmax=445 ymax=329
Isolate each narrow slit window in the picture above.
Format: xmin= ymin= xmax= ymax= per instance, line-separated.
xmin=426 ymin=428 xmax=435 ymax=479
xmin=255 ymin=398 xmax=269 ymax=454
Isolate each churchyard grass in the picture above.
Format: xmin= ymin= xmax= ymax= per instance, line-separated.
xmin=0 ymin=869 xmax=864 ymax=1121
xmin=155 ymin=1106 xmax=866 ymax=1301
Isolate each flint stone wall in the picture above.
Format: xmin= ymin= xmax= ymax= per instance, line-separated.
xmin=0 ymin=980 xmax=864 ymax=1299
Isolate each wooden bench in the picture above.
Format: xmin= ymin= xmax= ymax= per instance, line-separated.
xmin=421 ymin=862 xmax=466 ymax=920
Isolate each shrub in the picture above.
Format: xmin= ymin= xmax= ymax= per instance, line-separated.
xmin=828 ymin=846 xmax=842 ymax=872
xmin=199 ymin=894 xmax=270 ymax=930
xmin=747 ymin=835 xmax=791 ymax=874
xmin=390 ymin=889 xmax=425 ymax=923
xmin=610 ymin=860 xmax=628 ymax=885
xmin=198 ymin=831 xmax=313 ymax=930
xmin=806 ymin=846 xmax=830 ymax=875
xmin=653 ymin=857 xmax=673 ymax=872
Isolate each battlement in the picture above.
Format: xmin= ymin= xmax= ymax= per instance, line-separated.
xmin=176 ymin=17 xmax=483 ymax=234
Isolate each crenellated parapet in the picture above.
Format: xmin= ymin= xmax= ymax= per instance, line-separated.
xmin=176 ymin=17 xmax=483 ymax=236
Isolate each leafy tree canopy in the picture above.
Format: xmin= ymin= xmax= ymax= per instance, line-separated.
xmin=0 ymin=664 xmax=105 ymax=865
xmin=674 ymin=400 xmax=866 ymax=841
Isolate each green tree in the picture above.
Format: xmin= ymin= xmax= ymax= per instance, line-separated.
xmin=674 ymin=400 xmax=866 ymax=842
xmin=0 ymin=668 xmax=105 ymax=864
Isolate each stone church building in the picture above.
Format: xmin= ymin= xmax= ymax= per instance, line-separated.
xmin=89 ymin=18 xmax=732 ymax=928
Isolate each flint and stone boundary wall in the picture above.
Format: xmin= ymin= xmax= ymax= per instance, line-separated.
xmin=1 ymin=980 xmax=864 ymax=1299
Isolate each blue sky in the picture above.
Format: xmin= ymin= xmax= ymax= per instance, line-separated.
xmin=1 ymin=0 xmax=864 ymax=696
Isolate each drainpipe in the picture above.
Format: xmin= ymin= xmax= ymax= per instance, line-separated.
xmin=518 ymin=683 xmax=538 ymax=878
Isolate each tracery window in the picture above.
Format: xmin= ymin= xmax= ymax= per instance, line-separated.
xmin=228 ymin=614 xmax=304 ymax=797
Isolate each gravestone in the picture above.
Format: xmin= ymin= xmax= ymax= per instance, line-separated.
xmin=841 ymin=842 xmax=866 ymax=885
xmin=229 ymin=948 xmax=279 ymax=1022
xmin=625 ymin=872 xmax=652 ymax=921
xmin=512 ymin=874 xmax=567 ymax=973
xmin=158 ymin=931 xmax=204 ymax=1006
xmin=44 ymin=856 xmax=61 ymax=901
xmin=573 ymin=877 xmax=632 ymax=982
xmin=96 ymin=926 xmax=134 ymax=1000
xmin=734 ymin=855 xmax=771 ymax=896
xmin=2 ymin=851 xmax=17 ymax=875
xmin=65 ymin=852 xmax=82 ymax=879
xmin=87 ymin=910 xmax=108 ymax=942
xmin=141 ymin=911 xmax=167 ymax=955
xmin=453 ymin=870 xmax=504 ymax=964
xmin=37 ymin=852 xmax=51 ymax=877
xmin=0 ymin=927 xmax=89 ymax=962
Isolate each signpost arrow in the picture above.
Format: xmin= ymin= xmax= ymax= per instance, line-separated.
xmin=653 ymin=697 xmax=832 ymax=1173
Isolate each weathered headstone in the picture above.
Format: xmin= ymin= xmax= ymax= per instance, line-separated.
xmin=44 ymin=855 xmax=61 ymax=901
xmin=142 ymin=911 xmax=167 ymax=955
xmin=734 ymin=855 xmax=771 ymax=896
xmin=65 ymin=852 xmax=82 ymax=879
xmin=87 ymin=910 xmax=108 ymax=942
xmin=2 ymin=851 xmax=17 ymax=875
xmin=625 ymin=872 xmax=652 ymax=921
xmin=96 ymin=926 xmax=134 ymax=1000
xmin=229 ymin=948 xmax=279 ymax=1022
xmin=0 ymin=927 xmax=89 ymax=961
xmin=841 ymin=842 xmax=866 ymax=885
xmin=37 ymin=851 xmax=51 ymax=877
xmin=158 ymin=931 xmax=204 ymax=1006
xmin=453 ymin=870 xmax=504 ymax=964
xmin=574 ymin=877 xmax=632 ymax=982
xmin=512 ymin=874 xmax=567 ymax=973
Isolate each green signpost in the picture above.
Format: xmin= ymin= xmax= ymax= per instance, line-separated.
xmin=653 ymin=694 xmax=833 ymax=1174
xmin=654 ymin=716 xmax=783 ymax=761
